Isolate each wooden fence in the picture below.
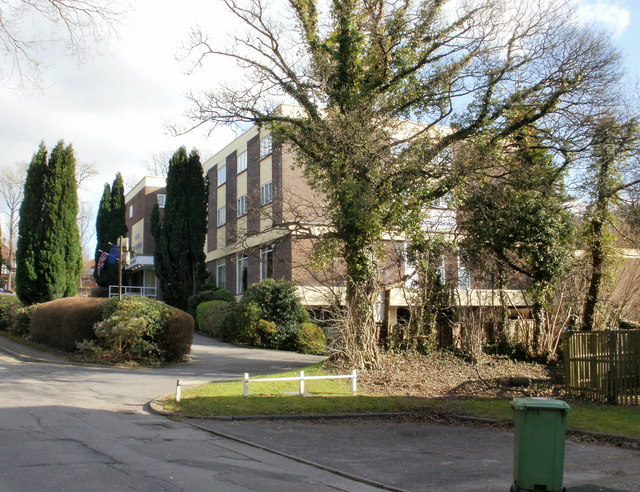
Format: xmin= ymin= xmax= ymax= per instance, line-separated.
xmin=563 ymin=330 xmax=640 ymax=405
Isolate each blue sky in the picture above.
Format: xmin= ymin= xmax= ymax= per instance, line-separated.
xmin=0 ymin=0 xmax=639 ymax=256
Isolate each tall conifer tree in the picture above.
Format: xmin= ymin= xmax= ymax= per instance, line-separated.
xmin=151 ymin=147 xmax=208 ymax=310
xmin=94 ymin=183 xmax=112 ymax=286
xmin=93 ymin=173 xmax=128 ymax=287
xmin=15 ymin=143 xmax=48 ymax=304
xmin=16 ymin=141 xmax=82 ymax=303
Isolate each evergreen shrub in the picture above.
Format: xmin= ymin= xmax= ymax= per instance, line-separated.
xmin=188 ymin=288 xmax=236 ymax=317
xmin=93 ymin=296 xmax=193 ymax=363
xmin=0 ymin=295 xmax=21 ymax=330
xmin=8 ymin=304 xmax=39 ymax=337
xmin=196 ymin=300 xmax=236 ymax=337
xmin=240 ymin=279 xmax=309 ymax=328
xmin=296 ymin=323 xmax=326 ymax=354
xmin=30 ymin=297 xmax=104 ymax=350
xmin=29 ymin=296 xmax=193 ymax=363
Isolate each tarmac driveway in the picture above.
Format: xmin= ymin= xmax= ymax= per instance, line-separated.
xmin=1 ymin=333 xmax=639 ymax=492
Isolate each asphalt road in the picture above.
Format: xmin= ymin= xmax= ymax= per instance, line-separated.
xmin=1 ymin=334 xmax=639 ymax=492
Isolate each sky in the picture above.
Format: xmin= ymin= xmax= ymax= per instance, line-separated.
xmin=0 ymin=0 xmax=639 ymax=256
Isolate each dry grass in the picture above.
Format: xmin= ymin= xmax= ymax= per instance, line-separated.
xmin=356 ymin=351 xmax=564 ymax=400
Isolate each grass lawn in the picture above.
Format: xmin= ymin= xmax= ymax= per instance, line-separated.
xmin=159 ymin=364 xmax=640 ymax=439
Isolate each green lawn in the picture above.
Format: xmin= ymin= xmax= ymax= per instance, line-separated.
xmin=159 ymin=364 xmax=640 ymax=438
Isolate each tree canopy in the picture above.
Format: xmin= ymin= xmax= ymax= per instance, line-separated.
xmin=183 ymin=0 xmax=622 ymax=366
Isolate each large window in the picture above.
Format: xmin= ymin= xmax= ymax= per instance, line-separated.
xmin=236 ymin=253 xmax=248 ymax=294
xmin=236 ymin=195 xmax=248 ymax=217
xmin=216 ymin=205 xmax=226 ymax=226
xmin=457 ymin=256 xmax=470 ymax=290
xmin=260 ymin=181 xmax=273 ymax=205
xmin=260 ymin=244 xmax=274 ymax=281
xmin=216 ymin=260 xmax=227 ymax=290
xmin=237 ymin=150 xmax=247 ymax=173
xmin=260 ymin=133 xmax=272 ymax=158
xmin=217 ymin=164 xmax=226 ymax=185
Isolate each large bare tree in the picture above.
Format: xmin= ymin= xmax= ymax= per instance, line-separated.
xmin=182 ymin=0 xmax=621 ymax=367
xmin=0 ymin=0 xmax=122 ymax=86
xmin=0 ymin=162 xmax=26 ymax=291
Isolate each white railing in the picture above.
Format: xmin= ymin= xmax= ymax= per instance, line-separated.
xmin=173 ymin=370 xmax=358 ymax=403
xmin=243 ymin=370 xmax=358 ymax=397
xmin=108 ymin=285 xmax=158 ymax=299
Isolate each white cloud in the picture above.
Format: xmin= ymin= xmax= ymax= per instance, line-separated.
xmin=574 ymin=0 xmax=631 ymax=37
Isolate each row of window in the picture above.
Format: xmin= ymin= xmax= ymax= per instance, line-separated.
xmin=215 ymin=181 xmax=274 ymax=227
xmin=215 ymin=244 xmax=274 ymax=294
xmin=216 ymin=134 xmax=272 ymax=186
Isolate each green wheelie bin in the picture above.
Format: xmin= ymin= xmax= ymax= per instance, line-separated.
xmin=511 ymin=397 xmax=571 ymax=492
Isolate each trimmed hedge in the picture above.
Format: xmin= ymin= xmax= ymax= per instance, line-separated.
xmin=197 ymin=300 xmax=236 ymax=337
xmin=187 ymin=288 xmax=236 ymax=317
xmin=29 ymin=295 xmax=193 ymax=363
xmin=30 ymin=297 xmax=106 ymax=351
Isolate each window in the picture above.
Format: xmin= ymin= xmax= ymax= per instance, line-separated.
xmin=157 ymin=194 xmax=166 ymax=208
xmin=217 ymin=205 xmax=226 ymax=226
xmin=236 ymin=195 xmax=247 ymax=217
xmin=260 ymin=244 xmax=274 ymax=281
xmin=458 ymin=256 xmax=470 ymax=290
xmin=436 ymin=255 xmax=446 ymax=284
xmin=129 ymin=205 xmax=133 ymax=218
xmin=260 ymin=133 xmax=272 ymax=158
xmin=217 ymin=164 xmax=227 ymax=185
xmin=237 ymin=150 xmax=247 ymax=173
xmin=260 ymin=181 xmax=273 ymax=205
xmin=216 ymin=260 xmax=227 ymax=290
xmin=236 ymin=254 xmax=248 ymax=294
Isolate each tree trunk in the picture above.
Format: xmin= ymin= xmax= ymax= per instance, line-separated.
xmin=582 ymin=214 xmax=606 ymax=331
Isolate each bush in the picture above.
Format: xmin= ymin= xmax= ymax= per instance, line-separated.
xmin=227 ymin=301 xmax=262 ymax=344
xmin=197 ymin=300 xmax=236 ymax=337
xmin=296 ymin=323 xmax=326 ymax=354
xmin=30 ymin=297 xmax=105 ymax=350
xmin=187 ymin=288 xmax=236 ymax=317
xmin=240 ymin=279 xmax=309 ymax=329
xmin=93 ymin=296 xmax=194 ymax=363
xmin=0 ymin=295 xmax=21 ymax=330
xmin=29 ymin=295 xmax=193 ymax=364
xmin=8 ymin=304 xmax=40 ymax=337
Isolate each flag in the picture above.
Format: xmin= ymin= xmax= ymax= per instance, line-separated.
xmin=96 ymin=251 xmax=108 ymax=275
xmin=107 ymin=244 xmax=119 ymax=264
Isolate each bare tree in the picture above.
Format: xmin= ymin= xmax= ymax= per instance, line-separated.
xmin=0 ymin=162 xmax=26 ymax=291
xmin=0 ymin=0 xmax=123 ymax=87
xmin=181 ymin=0 xmax=622 ymax=367
xmin=76 ymin=161 xmax=98 ymax=190
xmin=77 ymin=200 xmax=95 ymax=259
xmin=142 ymin=150 xmax=173 ymax=177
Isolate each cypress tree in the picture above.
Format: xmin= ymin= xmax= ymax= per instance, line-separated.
xmin=15 ymin=143 xmax=48 ymax=304
xmin=93 ymin=173 xmax=128 ymax=287
xmin=151 ymin=147 xmax=208 ymax=310
xmin=38 ymin=141 xmax=83 ymax=300
xmin=15 ymin=140 xmax=82 ymax=304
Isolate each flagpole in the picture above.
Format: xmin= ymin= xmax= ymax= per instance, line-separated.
xmin=118 ymin=237 xmax=123 ymax=301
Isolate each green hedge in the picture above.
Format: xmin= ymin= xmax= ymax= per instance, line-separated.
xmin=197 ymin=300 xmax=236 ymax=337
xmin=0 ymin=295 xmax=21 ymax=330
xmin=29 ymin=295 xmax=193 ymax=363
xmin=188 ymin=288 xmax=236 ymax=317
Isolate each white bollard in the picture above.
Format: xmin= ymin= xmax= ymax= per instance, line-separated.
xmin=351 ymin=369 xmax=357 ymax=395
xmin=176 ymin=379 xmax=182 ymax=403
xmin=299 ymin=371 xmax=305 ymax=396
xmin=244 ymin=373 xmax=249 ymax=397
